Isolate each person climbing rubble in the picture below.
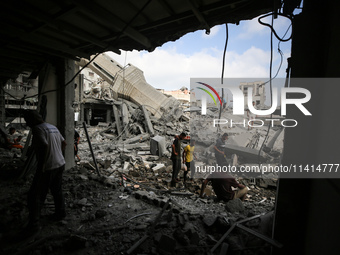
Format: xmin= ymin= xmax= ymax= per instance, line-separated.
xmin=200 ymin=172 xmax=249 ymax=202
xmin=171 ymin=132 xmax=186 ymax=187
xmin=214 ymin=133 xmax=229 ymax=166
xmin=182 ymin=139 xmax=197 ymax=183
xmin=21 ymin=110 xmax=67 ymax=237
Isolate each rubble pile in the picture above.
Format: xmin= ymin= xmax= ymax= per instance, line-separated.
xmin=0 ymin=164 xmax=276 ymax=255
xmin=0 ymin=94 xmax=283 ymax=254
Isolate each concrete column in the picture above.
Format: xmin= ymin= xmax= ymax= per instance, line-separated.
xmin=40 ymin=64 xmax=58 ymax=126
xmin=57 ymin=59 xmax=75 ymax=170
xmin=38 ymin=60 xmax=74 ymax=170
xmin=79 ymin=74 xmax=84 ymax=123
xmin=141 ymin=105 xmax=154 ymax=136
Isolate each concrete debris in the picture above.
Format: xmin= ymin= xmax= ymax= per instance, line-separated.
xmin=0 ymin=160 xmax=277 ymax=254
xmin=225 ymin=198 xmax=245 ymax=213
xmin=224 ymin=144 xmax=267 ymax=163
xmin=79 ymin=54 xmax=181 ymax=119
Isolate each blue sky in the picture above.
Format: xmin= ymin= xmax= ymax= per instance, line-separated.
xmin=107 ymin=14 xmax=293 ymax=94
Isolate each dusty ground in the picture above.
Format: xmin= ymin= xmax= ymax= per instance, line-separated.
xmin=0 ymin=159 xmax=276 ymax=255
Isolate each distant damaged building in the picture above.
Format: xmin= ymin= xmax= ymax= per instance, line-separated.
xmin=75 ymin=53 xmax=181 ymax=126
xmin=239 ymin=81 xmax=265 ymax=107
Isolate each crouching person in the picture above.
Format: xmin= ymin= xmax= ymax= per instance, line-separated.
xmin=200 ymin=172 xmax=249 ymax=202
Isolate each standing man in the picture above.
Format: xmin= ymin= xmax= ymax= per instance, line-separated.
xmin=171 ymin=132 xmax=186 ymax=187
xmin=182 ymin=139 xmax=197 ymax=182
xmin=23 ymin=110 xmax=67 ymax=233
xmin=214 ymin=133 xmax=228 ymax=166
xmin=200 ymin=172 xmax=249 ymax=202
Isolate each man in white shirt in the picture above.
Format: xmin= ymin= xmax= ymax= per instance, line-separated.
xmin=23 ymin=110 xmax=67 ymax=233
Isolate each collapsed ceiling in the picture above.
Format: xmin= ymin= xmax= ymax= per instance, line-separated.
xmin=0 ymin=0 xmax=288 ymax=83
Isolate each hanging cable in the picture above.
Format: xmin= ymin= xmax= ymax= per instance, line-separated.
xmin=258 ymin=13 xmax=275 ymax=164
xmin=220 ymin=23 xmax=229 ymax=84
xmin=259 ymin=22 xmax=292 ymax=87
xmin=258 ymin=13 xmax=293 ymax=42
xmin=255 ymin=10 xmax=294 ymax=165
xmin=217 ymin=23 xmax=228 ymax=132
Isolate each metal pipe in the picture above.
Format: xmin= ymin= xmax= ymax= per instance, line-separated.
xmin=82 ymin=121 xmax=100 ymax=176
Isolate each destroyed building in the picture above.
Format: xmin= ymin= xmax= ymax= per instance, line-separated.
xmin=0 ymin=1 xmax=340 ymax=255
xmin=239 ymin=81 xmax=266 ymax=107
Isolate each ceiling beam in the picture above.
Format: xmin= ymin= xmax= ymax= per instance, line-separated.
xmin=10 ymin=2 xmax=109 ymax=50
xmin=7 ymin=43 xmax=81 ymax=62
xmin=187 ymin=0 xmax=211 ymax=34
xmin=156 ymin=0 xmax=177 ymax=16
xmin=69 ymin=0 xmax=152 ymax=49
xmin=2 ymin=3 xmax=109 ymax=49
xmin=0 ymin=47 xmax=45 ymax=62
xmin=0 ymin=23 xmax=89 ymax=58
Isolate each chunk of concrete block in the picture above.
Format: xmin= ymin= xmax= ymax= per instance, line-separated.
xmin=203 ymin=215 xmax=218 ymax=227
xmin=150 ymin=135 xmax=166 ymax=156
xmin=152 ymin=163 xmax=165 ymax=172
xmin=225 ymin=198 xmax=245 ymax=213
xmin=224 ymin=144 xmax=266 ymax=163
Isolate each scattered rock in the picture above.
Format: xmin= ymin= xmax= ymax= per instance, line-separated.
xmin=225 ymin=198 xmax=245 ymax=213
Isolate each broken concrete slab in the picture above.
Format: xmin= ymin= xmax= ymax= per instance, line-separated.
xmin=141 ymin=105 xmax=155 ymax=136
xmin=150 ymin=135 xmax=166 ymax=157
xmin=228 ymin=133 xmax=253 ymax=147
xmin=224 ymin=144 xmax=266 ymax=163
xmin=203 ymin=215 xmax=218 ymax=227
xmin=225 ymin=198 xmax=245 ymax=213
xmin=152 ymin=163 xmax=165 ymax=172
xmin=123 ymin=133 xmax=150 ymax=144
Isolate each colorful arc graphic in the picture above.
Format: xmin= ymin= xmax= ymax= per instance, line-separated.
xmin=196 ymin=82 xmax=222 ymax=106
xmin=197 ymin=87 xmax=217 ymax=106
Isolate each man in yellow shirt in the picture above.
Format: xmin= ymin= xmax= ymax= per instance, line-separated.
xmin=182 ymin=139 xmax=197 ymax=183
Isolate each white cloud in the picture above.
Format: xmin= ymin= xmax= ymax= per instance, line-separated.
xmin=237 ymin=15 xmax=292 ymax=40
xmin=237 ymin=18 xmax=267 ymax=39
xmin=107 ymin=45 xmax=286 ymax=90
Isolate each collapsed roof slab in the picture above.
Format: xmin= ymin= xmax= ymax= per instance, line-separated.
xmin=79 ymin=53 xmax=180 ymax=119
